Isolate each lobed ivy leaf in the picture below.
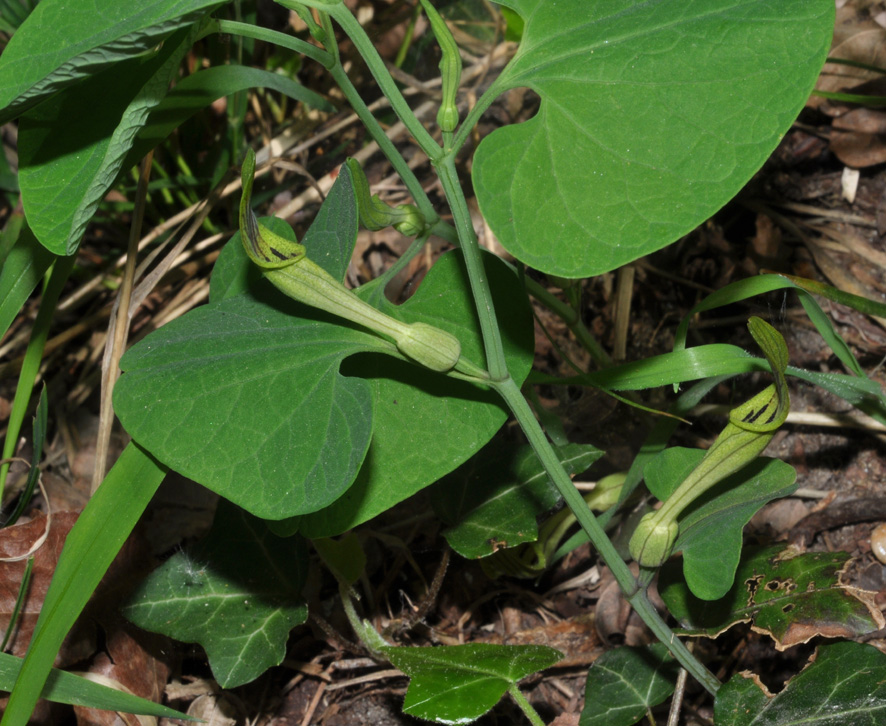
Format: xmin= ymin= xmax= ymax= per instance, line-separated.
xmin=431 ymin=440 xmax=602 ymax=559
xmin=659 ymin=545 xmax=885 ymax=649
xmin=580 ymin=645 xmax=678 ymax=726
xmin=715 ymin=641 xmax=886 ymax=725
xmin=123 ymin=501 xmax=309 ymax=689
xmin=474 ymin=0 xmax=834 ymax=277
xmin=381 ymin=643 xmax=562 ymax=724
xmin=645 ymin=447 xmax=797 ymax=600
xmin=0 ymin=0 xmax=224 ymax=123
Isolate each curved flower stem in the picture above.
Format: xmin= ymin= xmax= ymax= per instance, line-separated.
xmin=494 ymin=377 xmax=721 ymax=695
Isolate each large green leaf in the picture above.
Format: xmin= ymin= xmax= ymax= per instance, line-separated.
xmin=580 ymin=645 xmax=678 ymax=726
xmin=659 ymin=546 xmax=884 ymax=649
xmin=18 ymin=24 xmax=201 ymax=255
xmin=645 ymin=448 xmax=797 ymax=601
xmin=381 ymin=643 xmax=562 ymax=724
xmin=124 ymin=501 xmax=309 ymax=689
xmin=715 ymin=642 xmax=886 ymax=725
xmin=473 ymin=0 xmax=834 ymax=277
xmin=0 ymin=0 xmax=224 ymax=123
xmin=117 ymin=165 xmax=534 ymax=525
xmin=431 ymin=440 xmax=602 ymax=559
xmin=294 ymin=251 xmax=534 ymax=537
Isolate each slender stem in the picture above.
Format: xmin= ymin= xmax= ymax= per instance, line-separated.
xmin=213 ymin=19 xmax=333 ymax=67
xmin=507 ymin=684 xmax=545 ymax=726
xmin=493 ymin=377 xmax=721 ymax=695
xmin=436 ymin=155 xmax=508 ymax=380
xmin=326 ymin=4 xmax=442 ymax=160
xmin=450 ymin=75 xmax=508 ymax=154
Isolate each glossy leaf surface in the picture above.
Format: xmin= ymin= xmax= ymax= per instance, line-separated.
xmin=124 ymin=502 xmax=308 ymax=688
xmin=580 ymin=645 xmax=678 ymax=726
xmin=432 ymin=440 xmax=602 ymax=559
xmin=382 ymin=643 xmax=562 ymax=724
xmin=715 ymin=642 xmax=886 ymax=725
xmin=474 ymin=0 xmax=834 ymax=276
xmin=659 ymin=546 xmax=884 ymax=649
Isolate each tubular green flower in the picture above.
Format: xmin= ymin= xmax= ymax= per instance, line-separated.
xmin=239 ymin=149 xmax=460 ymax=373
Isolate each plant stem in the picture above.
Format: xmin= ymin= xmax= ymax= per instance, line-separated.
xmin=507 ymin=683 xmax=546 ymax=726
xmin=326 ymin=4 xmax=442 ymax=160
xmin=435 ymin=155 xmax=508 ymax=380
xmin=493 ymin=377 xmax=721 ymax=695
xmin=211 ymin=19 xmax=333 ymax=68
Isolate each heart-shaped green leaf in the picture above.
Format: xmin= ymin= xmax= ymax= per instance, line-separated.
xmin=473 ymin=0 xmax=834 ymax=277
xmin=124 ymin=501 xmax=308 ymax=688
xmin=715 ymin=642 xmax=886 ymax=725
xmin=381 ymin=643 xmax=562 ymax=724
xmin=0 ymin=0 xmax=224 ymax=123
xmin=294 ymin=251 xmax=534 ymax=537
xmin=645 ymin=447 xmax=797 ymax=600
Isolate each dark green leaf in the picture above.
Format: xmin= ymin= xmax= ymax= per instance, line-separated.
xmin=18 ymin=25 xmax=200 ymax=254
xmin=124 ymin=501 xmax=309 ymax=689
xmin=645 ymin=448 xmax=797 ymax=601
xmin=0 ymin=0 xmax=224 ymax=123
xmin=313 ymin=532 xmax=365 ymax=586
xmin=715 ymin=641 xmax=886 ymax=725
xmin=474 ymin=0 xmax=834 ymax=276
xmin=432 ymin=441 xmax=602 ymax=559
xmin=115 ymin=169 xmax=379 ymax=519
xmin=381 ymin=643 xmax=562 ymax=724
xmin=0 ymin=225 xmax=55 ymax=341
xmin=294 ymin=251 xmax=534 ymax=537
xmin=580 ymin=645 xmax=678 ymax=726
xmin=659 ymin=546 xmax=884 ymax=648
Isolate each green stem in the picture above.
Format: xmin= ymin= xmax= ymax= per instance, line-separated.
xmin=212 ymin=18 xmax=333 ymax=68
xmin=0 ymin=254 xmax=75 ymax=498
xmin=327 ymin=55 xmax=439 ymax=226
xmin=507 ymin=683 xmax=545 ymax=726
xmin=436 ymin=155 xmax=508 ymax=380
xmin=450 ymin=75 xmax=508 ymax=154
xmin=493 ymin=377 xmax=721 ymax=695
xmin=523 ymin=276 xmax=613 ymax=368
xmin=325 ymin=4 xmax=442 ymax=160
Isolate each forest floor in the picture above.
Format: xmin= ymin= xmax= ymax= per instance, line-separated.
xmin=4 ymin=1 xmax=886 ymax=724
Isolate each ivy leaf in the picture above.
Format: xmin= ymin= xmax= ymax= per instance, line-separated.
xmin=381 ymin=643 xmax=562 ymax=724
xmin=431 ymin=440 xmax=602 ymax=559
xmin=123 ymin=501 xmax=309 ymax=689
xmin=715 ymin=641 xmax=886 ymax=725
xmin=580 ymin=645 xmax=678 ymax=726
xmin=659 ymin=546 xmax=885 ymax=649
xmin=474 ymin=0 xmax=834 ymax=277
xmin=645 ymin=447 xmax=797 ymax=600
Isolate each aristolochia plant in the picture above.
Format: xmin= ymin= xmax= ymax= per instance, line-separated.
xmin=6 ymin=1 xmax=886 ymax=725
